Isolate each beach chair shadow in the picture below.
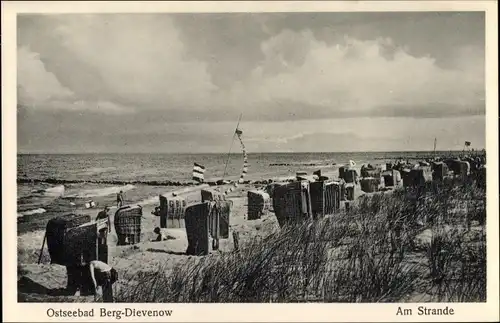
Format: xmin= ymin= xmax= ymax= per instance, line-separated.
xmin=145 ymin=248 xmax=186 ymax=256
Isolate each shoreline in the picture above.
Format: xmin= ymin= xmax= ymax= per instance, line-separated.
xmin=16 ymin=155 xmax=486 ymax=303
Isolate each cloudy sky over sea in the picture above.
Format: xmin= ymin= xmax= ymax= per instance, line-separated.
xmin=17 ymin=12 xmax=485 ymax=153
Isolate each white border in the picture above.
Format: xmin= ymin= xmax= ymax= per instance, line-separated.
xmin=2 ymin=1 xmax=498 ymax=322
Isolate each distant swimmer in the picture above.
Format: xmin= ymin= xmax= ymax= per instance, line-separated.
xmin=116 ymin=191 xmax=124 ymax=208
xmin=88 ymin=260 xmax=118 ymax=302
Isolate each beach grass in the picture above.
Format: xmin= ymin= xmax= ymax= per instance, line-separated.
xmin=115 ymin=177 xmax=486 ymax=303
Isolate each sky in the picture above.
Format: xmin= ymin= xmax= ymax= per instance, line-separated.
xmin=17 ymin=12 xmax=486 ymax=153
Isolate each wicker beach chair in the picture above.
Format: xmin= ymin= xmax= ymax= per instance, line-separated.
xmin=272 ymin=181 xmax=312 ymax=228
xmin=310 ymin=180 xmax=341 ymax=218
xmin=114 ymin=205 xmax=142 ymax=245
xmin=247 ymin=190 xmax=271 ymax=220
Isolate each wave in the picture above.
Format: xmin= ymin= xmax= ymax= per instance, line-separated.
xmin=18 ymin=191 xmax=62 ymax=211
xmin=17 ymin=208 xmax=47 ymax=218
xmin=17 ymin=177 xmax=249 ymax=187
xmin=17 ymin=177 xmax=288 ymax=187
xmin=31 ymin=184 xmax=65 ymax=197
xmin=63 ymin=184 xmax=136 ymax=199
xmin=18 ymin=177 xmax=203 ymax=187
xmin=79 ymin=166 xmax=117 ymax=175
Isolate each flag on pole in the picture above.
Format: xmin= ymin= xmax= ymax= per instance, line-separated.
xmin=192 ymin=162 xmax=206 ymax=183
xmin=224 ymin=126 xmax=248 ymax=195
xmin=465 ymin=141 xmax=471 ymax=147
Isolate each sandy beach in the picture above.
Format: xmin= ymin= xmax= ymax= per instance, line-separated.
xmin=5 ymin=6 xmax=495 ymax=322
xmin=16 ymin=150 xmax=487 ymax=304
xmin=17 ymin=182 xmax=282 ymax=302
xmin=17 ymin=166 xmax=376 ymax=303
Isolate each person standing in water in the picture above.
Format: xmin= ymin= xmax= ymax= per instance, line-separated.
xmin=88 ymin=260 xmax=118 ymax=302
xmin=116 ymin=191 xmax=124 ymax=208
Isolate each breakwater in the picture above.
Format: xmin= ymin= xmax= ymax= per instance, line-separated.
xmin=16 ymin=177 xmax=280 ymax=187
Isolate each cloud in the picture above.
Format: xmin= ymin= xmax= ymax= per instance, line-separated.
xmin=17 ymin=105 xmax=485 ymax=153
xmin=18 ymin=14 xmax=217 ymax=112
xmin=16 ymin=14 xmax=485 ymax=153
xmin=225 ymin=31 xmax=484 ymax=120
xmin=17 ymin=46 xmax=74 ymax=106
xmin=17 ymin=14 xmax=484 ymax=122
xmin=240 ymin=116 xmax=486 ymax=153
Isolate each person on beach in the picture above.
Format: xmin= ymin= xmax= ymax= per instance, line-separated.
xmin=96 ymin=206 xmax=111 ymax=244
xmin=96 ymin=206 xmax=111 ymax=230
xmin=151 ymin=206 xmax=161 ymax=217
xmin=116 ymin=191 xmax=124 ymax=208
xmin=152 ymin=227 xmax=163 ymax=242
xmin=88 ymin=260 xmax=118 ymax=302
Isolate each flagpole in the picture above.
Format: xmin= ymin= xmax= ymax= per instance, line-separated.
xmin=222 ymin=113 xmax=242 ymax=181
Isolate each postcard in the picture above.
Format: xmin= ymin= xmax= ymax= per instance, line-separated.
xmin=2 ymin=1 xmax=498 ymax=322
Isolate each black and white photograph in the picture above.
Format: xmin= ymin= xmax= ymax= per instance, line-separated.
xmin=2 ymin=1 xmax=499 ymax=322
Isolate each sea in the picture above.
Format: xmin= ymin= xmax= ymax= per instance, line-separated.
xmin=16 ymin=151 xmax=457 ymax=218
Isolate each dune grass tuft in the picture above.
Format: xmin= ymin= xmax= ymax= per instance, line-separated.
xmin=115 ymin=178 xmax=486 ymax=303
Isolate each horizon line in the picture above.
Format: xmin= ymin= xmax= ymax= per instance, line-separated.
xmin=16 ymin=149 xmax=485 ymax=155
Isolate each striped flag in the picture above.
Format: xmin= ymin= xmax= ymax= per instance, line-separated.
xmin=296 ymin=171 xmax=308 ymax=180
xmin=192 ymin=162 xmax=206 ymax=183
xmin=224 ymin=127 xmax=248 ymax=195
